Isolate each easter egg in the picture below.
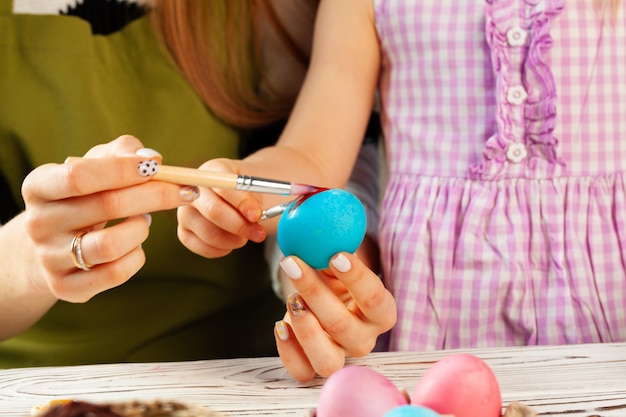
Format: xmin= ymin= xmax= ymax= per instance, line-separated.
xmin=316 ymin=366 xmax=408 ymax=417
xmin=383 ymin=405 xmax=441 ymax=417
xmin=277 ymin=188 xmax=366 ymax=269
xmin=411 ymin=354 xmax=501 ymax=417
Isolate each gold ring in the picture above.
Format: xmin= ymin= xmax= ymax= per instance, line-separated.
xmin=70 ymin=231 xmax=93 ymax=271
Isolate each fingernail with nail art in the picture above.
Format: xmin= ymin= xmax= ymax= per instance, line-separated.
xmin=275 ymin=320 xmax=289 ymax=341
xmin=287 ymin=293 xmax=306 ymax=317
xmin=138 ymin=160 xmax=159 ymax=177
xmin=180 ymin=186 xmax=200 ymax=202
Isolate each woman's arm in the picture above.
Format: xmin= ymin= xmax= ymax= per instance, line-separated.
xmin=0 ymin=136 xmax=199 ymax=341
xmin=0 ymin=214 xmax=58 ymax=340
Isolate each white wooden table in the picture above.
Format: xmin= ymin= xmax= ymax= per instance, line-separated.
xmin=0 ymin=343 xmax=624 ymax=416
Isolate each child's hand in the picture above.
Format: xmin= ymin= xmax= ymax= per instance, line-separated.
xmin=176 ymin=158 xmax=269 ymax=258
xmin=273 ymin=252 xmax=396 ymax=382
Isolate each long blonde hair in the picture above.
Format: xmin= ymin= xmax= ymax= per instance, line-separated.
xmin=595 ymin=0 xmax=622 ymax=23
xmin=596 ymin=0 xmax=621 ymax=11
xmin=151 ymin=0 xmax=316 ymax=128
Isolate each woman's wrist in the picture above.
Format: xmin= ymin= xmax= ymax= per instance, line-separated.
xmin=0 ymin=213 xmax=57 ymax=340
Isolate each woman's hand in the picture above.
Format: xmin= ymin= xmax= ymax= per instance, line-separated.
xmin=273 ymin=251 xmax=396 ymax=382
xmin=19 ymin=135 xmax=202 ymax=303
xmin=0 ymin=134 xmax=203 ymax=342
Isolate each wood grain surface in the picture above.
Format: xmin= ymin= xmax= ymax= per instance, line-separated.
xmin=1 ymin=343 xmax=624 ymax=417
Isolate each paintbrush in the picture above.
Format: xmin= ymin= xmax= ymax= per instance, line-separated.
xmin=65 ymin=157 xmax=319 ymax=196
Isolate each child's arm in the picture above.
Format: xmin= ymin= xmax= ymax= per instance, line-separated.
xmin=242 ymin=0 xmax=381 ymax=192
xmin=177 ymin=0 xmax=380 ymax=257
xmin=177 ymin=0 xmax=389 ymax=382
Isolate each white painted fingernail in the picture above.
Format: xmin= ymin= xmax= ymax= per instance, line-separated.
xmin=135 ymin=148 xmax=162 ymax=158
xmin=331 ymin=253 xmax=351 ymax=273
xmin=142 ymin=213 xmax=152 ymax=227
xmin=280 ymin=257 xmax=302 ymax=280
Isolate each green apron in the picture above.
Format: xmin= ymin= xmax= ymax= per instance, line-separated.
xmin=0 ymin=0 xmax=284 ymax=367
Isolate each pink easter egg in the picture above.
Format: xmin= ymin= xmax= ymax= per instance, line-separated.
xmin=411 ymin=354 xmax=501 ymax=417
xmin=316 ymin=366 xmax=408 ymax=417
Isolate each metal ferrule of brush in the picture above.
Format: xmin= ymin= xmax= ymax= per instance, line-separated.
xmin=236 ymin=175 xmax=292 ymax=195
xmin=260 ymin=201 xmax=291 ymax=221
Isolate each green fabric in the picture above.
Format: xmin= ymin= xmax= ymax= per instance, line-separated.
xmin=0 ymin=2 xmax=284 ymax=367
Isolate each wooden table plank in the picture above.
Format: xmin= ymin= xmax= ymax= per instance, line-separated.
xmin=0 ymin=343 xmax=624 ymax=417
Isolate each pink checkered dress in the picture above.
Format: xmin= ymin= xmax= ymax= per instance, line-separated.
xmin=375 ymin=0 xmax=626 ymax=351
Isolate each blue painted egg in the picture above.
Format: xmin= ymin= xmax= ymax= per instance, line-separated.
xmin=383 ymin=405 xmax=441 ymax=417
xmin=277 ymin=188 xmax=366 ymax=269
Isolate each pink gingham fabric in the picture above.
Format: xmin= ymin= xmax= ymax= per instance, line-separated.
xmin=374 ymin=0 xmax=626 ymax=351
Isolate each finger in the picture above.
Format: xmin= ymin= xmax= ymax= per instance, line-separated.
xmin=280 ymin=256 xmax=379 ymax=357
xmin=73 ymin=181 xmax=198 ymax=228
xmin=35 ymin=214 xmax=150 ymax=274
xmin=82 ymin=135 xmax=146 ymax=158
xmin=194 ymin=188 xmax=266 ymax=242
xmin=285 ymin=292 xmax=346 ymax=378
xmin=70 ymin=214 xmax=151 ymax=269
xmin=49 ymin=246 xmax=147 ymax=303
xmin=196 ymin=158 xmax=269 ymax=223
xmin=178 ymin=188 xmax=266 ymax=250
xmin=274 ymin=319 xmax=317 ymax=383
xmin=281 ymin=256 xmax=359 ymax=335
xmin=176 ymin=207 xmax=238 ymax=258
xmin=329 ymin=252 xmax=397 ymax=333
xmin=26 ymin=181 xmax=198 ymax=242
xmin=177 ymin=202 xmax=252 ymax=258
xmin=22 ymin=156 xmax=158 ymax=202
